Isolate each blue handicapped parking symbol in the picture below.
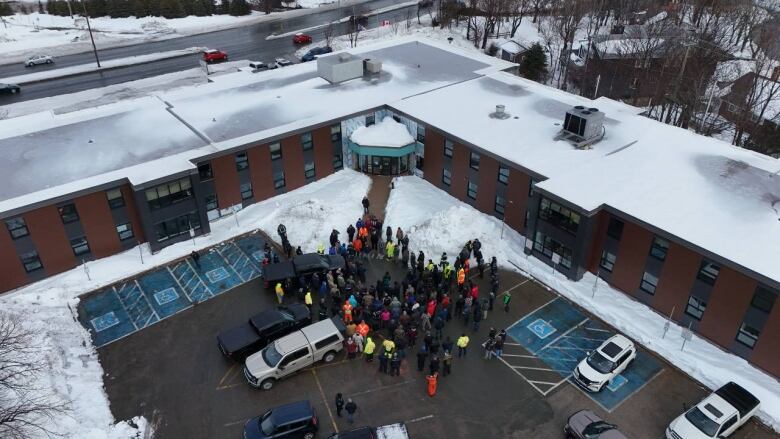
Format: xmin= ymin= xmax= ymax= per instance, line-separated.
xmin=154 ymin=288 xmax=180 ymax=306
xmin=206 ymin=267 xmax=230 ymax=284
xmin=91 ymin=311 xmax=120 ymax=332
xmin=527 ymin=318 xmax=557 ymax=339
xmin=607 ymin=375 xmax=627 ymax=392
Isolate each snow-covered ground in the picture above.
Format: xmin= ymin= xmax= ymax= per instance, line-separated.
xmin=384 ymin=175 xmax=780 ymax=433
xmin=0 ymin=169 xmax=370 ymax=438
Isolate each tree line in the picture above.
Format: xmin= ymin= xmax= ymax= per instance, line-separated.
xmin=44 ymin=0 xmax=252 ymax=18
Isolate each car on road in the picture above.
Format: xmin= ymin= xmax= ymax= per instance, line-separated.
xmin=217 ymin=304 xmax=311 ymax=360
xmin=565 ymin=410 xmax=627 ymax=438
xmin=0 ymin=83 xmax=21 ymax=95
xmin=275 ymin=58 xmax=293 ymax=68
xmin=292 ymin=33 xmax=312 ymax=44
xmin=249 ymin=61 xmax=267 ymax=70
xmin=244 ymin=400 xmax=318 ymax=439
xmin=24 ymin=54 xmax=54 ymax=67
xmin=301 ymin=46 xmax=333 ymax=62
xmin=573 ymin=334 xmax=636 ymax=392
xmin=203 ymin=49 xmax=228 ymax=63
xmin=666 ymin=381 xmax=760 ymax=439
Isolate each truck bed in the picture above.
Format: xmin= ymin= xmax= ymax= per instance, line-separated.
xmin=715 ymin=382 xmax=760 ymax=418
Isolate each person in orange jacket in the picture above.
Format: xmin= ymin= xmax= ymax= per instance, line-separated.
xmin=342 ymin=300 xmax=353 ymax=323
xmin=457 ymin=268 xmax=466 ymax=286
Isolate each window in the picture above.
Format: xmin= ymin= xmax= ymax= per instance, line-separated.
xmin=116 ymin=223 xmax=134 ymax=241
xmin=444 ymin=139 xmax=453 ymax=157
xmin=70 ymin=236 xmax=90 ymax=256
xmin=750 ymin=287 xmax=776 ymax=314
xmin=469 ymin=152 xmax=480 ymax=171
xmin=205 ymin=194 xmax=218 ymax=212
xmin=685 ymin=295 xmax=707 ymax=320
xmin=153 ymin=211 xmax=201 ymax=242
xmin=416 ymin=125 xmax=425 ymax=143
xmin=640 ymin=271 xmax=658 ymax=294
xmin=5 ymin=217 xmax=29 ymax=239
xmin=304 ymin=162 xmax=315 ymax=179
xmin=495 ymin=195 xmax=506 ymax=215
xmin=235 ymin=152 xmax=249 ymax=171
xmin=198 ymin=162 xmax=213 ymax=181
xmin=538 ymin=198 xmax=581 ymax=235
xmin=274 ymin=171 xmax=286 ymax=189
xmin=333 ymin=153 xmax=343 ymax=170
xmin=58 ymin=204 xmax=79 ymax=224
xmin=442 ymin=169 xmax=451 ymax=186
xmin=365 ymin=115 xmax=375 ymax=126
xmin=607 ymin=217 xmax=624 ymax=240
xmin=301 ymin=132 xmax=313 ymax=151
xmin=106 ymin=188 xmax=125 ymax=209
xmin=498 ymin=164 xmax=510 ymax=184
xmin=240 ymin=182 xmax=253 ymax=200
xmin=529 ymin=179 xmax=537 ymax=197
xmin=697 ymin=260 xmax=720 ymax=285
xmin=314 ymin=334 xmax=341 ymax=350
xmin=330 ymin=124 xmax=342 ymax=142
xmin=634 ymin=59 xmax=642 ymax=68
xmin=650 ymin=236 xmax=669 ymax=261
xmin=735 ymin=322 xmax=760 ymax=348
xmin=467 ymin=181 xmax=478 ymax=200
xmin=20 ymin=251 xmax=42 ymax=273
xmin=533 ymin=231 xmax=573 ymax=269
xmin=270 ymin=142 xmax=282 ymax=160
xmin=600 ymin=250 xmax=616 ymax=272
xmin=145 ymin=177 xmax=193 ymax=210
xmin=524 ymin=211 xmax=529 ymax=227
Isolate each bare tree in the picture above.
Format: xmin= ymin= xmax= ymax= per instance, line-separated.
xmin=545 ymin=0 xmax=587 ymax=89
xmin=507 ymin=0 xmax=528 ymax=38
xmin=406 ymin=9 xmax=413 ymax=30
xmin=0 ymin=313 xmax=67 ymax=439
xmin=347 ymin=7 xmax=367 ymax=48
xmin=323 ymin=22 xmax=335 ymax=48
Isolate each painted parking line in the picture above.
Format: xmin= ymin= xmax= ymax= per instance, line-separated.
xmin=136 ymin=269 xmax=191 ymax=318
xmin=78 ymin=289 xmax=138 ymax=348
xmin=507 ymin=297 xmax=588 ymax=354
xmin=169 ymin=260 xmax=212 ymax=304
xmin=198 ymin=250 xmax=243 ymax=294
xmin=114 ymin=280 xmax=159 ymax=330
xmin=216 ymin=242 xmax=261 ymax=283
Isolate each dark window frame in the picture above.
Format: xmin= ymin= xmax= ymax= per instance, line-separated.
xmin=330 ymin=124 xmax=342 ymax=142
xmin=600 ymin=250 xmax=616 ymax=272
xmin=529 ymin=179 xmax=537 ymax=197
xmin=301 ymin=132 xmax=313 ymax=151
xmin=20 ymin=250 xmax=43 ymax=273
xmin=333 ymin=153 xmax=343 ymax=170
xmin=607 ymin=217 xmax=624 ymax=240
xmin=153 ymin=211 xmax=201 ymax=242
xmin=197 ymin=162 xmax=213 ymax=181
xmin=304 ymin=161 xmax=316 ymax=179
xmin=444 ymin=139 xmax=454 ymax=158
xmin=640 ymin=271 xmax=658 ymax=294
xmin=240 ymin=182 xmax=253 ymax=200
xmin=494 ymin=195 xmax=506 ymax=215
xmin=235 ymin=151 xmax=249 ymax=171
xmin=145 ymin=177 xmax=193 ymax=211
xmin=5 ymin=217 xmax=29 ymax=239
xmin=750 ymin=287 xmax=775 ymax=314
xmin=533 ymin=231 xmax=573 ymax=269
xmin=469 ymin=152 xmax=480 ymax=171
xmin=538 ymin=198 xmax=581 ymax=235
xmin=685 ymin=295 xmax=707 ymax=320
xmin=365 ymin=115 xmax=375 ymax=126
xmin=70 ymin=236 xmax=90 ymax=256
xmin=270 ymin=142 xmax=282 ymax=160
xmin=106 ymin=188 xmax=125 ymax=209
xmin=58 ymin=203 xmax=79 ymax=224
xmin=650 ymin=236 xmax=669 ymax=261
xmin=116 ymin=223 xmax=134 ymax=241
xmin=735 ymin=322 xmax=760 ymax=348
xmin=416 ymin=125 xmax=425 ymax=143
xmin=274 ymin=171 xmax=286 ymax=189
xmin=467 ymin=181 xmax=478 ymax=200
xmin=442 ymin=168 xmax=452 ymax=186
xmin=498 ymin=164 xmax=510 ymax=184
xmin=696 ymin=260 xmax=720 ymax=285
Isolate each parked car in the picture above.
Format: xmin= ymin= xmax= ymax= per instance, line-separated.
xmin=263 ymin=253 xmax=345 ymax=285
xmin=244 ymin=318 xmax=345 ymax=390
xmin=573 ymin=334 xmax=636 ymax=392
xmin=328 ymin=423 xmax=409 ymax=439
xmin=666 ymin=382 xmax=760 ymax=439
xmin=301 ymin=46 xmax=333 ymax=62
xmin=565 ymin=410 xmax=627 ymax=438
xmin=275 ymin=58 xmax=293 ymax=68
xmin=0 ymin=83 xmax=21 ymax=95
xmin=24 ymin=54 xmax=54 ymax=67
xmin=244 ymin=400 xmax=318 ymax=439
xmin=203 ymin=49 xmax=228 ymax=63
xmin=249 ymin=61 xmax=267 ymax=70
xmin=292 ymin=33 xmax=312 ymax=44
xmin=217 ymin=304 xmax=311 ymax=360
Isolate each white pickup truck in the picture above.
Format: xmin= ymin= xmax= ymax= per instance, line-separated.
xmin=666 ymin=382 xmax=760 ymax=439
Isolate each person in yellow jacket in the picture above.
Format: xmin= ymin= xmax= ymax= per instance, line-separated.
xmin=456 ymin=333 xmax=470 ymax=357
xmin=385 ymin=241 xmax=395 ymax=260
xmin=457 ymin=268 xmax=466 ymax=286
xmin=426 ymin=260 xmax=435 ymax=272
xmin=275 ymin=282 xmax=284 ymax=304
xmin=443 ymin=264 xmax=452 ymax=280
xmin=316 ymin=243 xmax=325 ymax=254
xmin=364 ymin=337 xmax=376 ymax=362
xmin=304 ymin=290 xmax=312 ymax=310
xmin=382 ymin=338 xmax=396 ymax=358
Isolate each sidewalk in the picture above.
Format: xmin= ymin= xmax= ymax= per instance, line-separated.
xmin=365 ymin=175 xmax=394 ymax=219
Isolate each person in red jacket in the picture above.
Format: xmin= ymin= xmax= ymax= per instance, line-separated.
xmin=470 ymin=282 xmax=479 ymax=300
xmin=426 ymin=298 xmax=436 ymax=317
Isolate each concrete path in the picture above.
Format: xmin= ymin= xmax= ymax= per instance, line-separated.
xmin=365 ymin=175 xmax=394 ymax=220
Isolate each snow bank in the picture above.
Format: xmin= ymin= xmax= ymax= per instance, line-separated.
xmin=384 ymin=175 xmax=780 ymax=433
xmin=0 ymin=169 xmax=370 ymax=438
xmin=350 ymin=116 xmax=414 ymax=147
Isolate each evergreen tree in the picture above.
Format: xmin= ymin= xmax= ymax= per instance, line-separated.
xmin=519 ymin=42 xmax=548 ymax=83
xmin=191 ymin=0 xmax=207 ymax=16
xmin=38 ymin=0 xmax=45 ymax=13
xmin=229 ymin=0 xmax=249 ymax=16
xmin=0 ymin=1 xmax=13 ymax=16
xmin=159 ymin=0 xmax=185 ymax=18
xmin=133 ymin=0 xmax=148 ymax=16
xmin=219 ymin=0 xmax=230 ymax=14
xmin=107 ymin=0 xmax=132 ymax=17
xmin=87 ymin=0 xmax=108 ymax=17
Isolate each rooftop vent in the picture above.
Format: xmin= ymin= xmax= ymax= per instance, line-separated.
xmin=363 ymin=58 xmax=382 ymax=74
xmin=489 ymin=104 xmax=511 ymax=120
xmin=554 ymin=105 xmax=606 ymax=149
xmin=317 ymin=52 xmax=363 ymax=83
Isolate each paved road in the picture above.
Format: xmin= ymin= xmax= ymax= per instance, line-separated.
xmin=0 ymin=0 xmax=427 ymax=103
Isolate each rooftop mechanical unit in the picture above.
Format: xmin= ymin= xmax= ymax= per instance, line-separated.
xmin=363 ymin=58 xmax=382 ymax=74
xmin=317 ymin=52 xmax=364 ymax=84
xmin=555 ymin=105 xmax=606 ymax=149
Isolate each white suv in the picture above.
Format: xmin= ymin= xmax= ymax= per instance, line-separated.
xmin=573 ymin=334 xmax=636 ymax=392
xmin=24 ymin=55 xmax=54 ymax=67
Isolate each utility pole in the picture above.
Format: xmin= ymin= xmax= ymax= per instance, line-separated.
xmin=81 ymin=0 xmax=101 ymax=68
xmin=65 ymin=0 xmax=73 ymax=18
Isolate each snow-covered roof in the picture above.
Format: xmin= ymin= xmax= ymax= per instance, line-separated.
xmin=391 ymin=72 xmax=780 ymax=285
xmin=350 ymin=116 xmax=414 ymax=147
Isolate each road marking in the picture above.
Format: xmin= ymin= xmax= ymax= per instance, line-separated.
xmin=541 ymin=376 xmax=572 ymax=396
xmin=499 ymin=353 xmax=537 ymax=358
xmin=217 ymin=364 xmax=239 ymax=390
xmin=511 ymin=365 xmax=570 ymax=373
xmin=527 ymin=379 xmax=564 ymax=385
xmin=533 ymin=318 xmax=589 ymax=355
xmin=350 ymin=380 xmax=410 ymax=397
xmin=311 ymin=368 xmax=338 ymax=434
xmin=223 ymin=418 xmax=247 ymax=427
xmin=506 ymin=296 xmax=558 ymax=332
xmin=406 ymin=414 xmax=434 ymax=424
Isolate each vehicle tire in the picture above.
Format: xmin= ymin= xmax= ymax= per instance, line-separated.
xmin=323 ymin=351 xmax=337 ymax=363
xmin=260 ymin=378 xmax=275 ymax=390
xmin=303 ymin=432 xmax=315 ymax=439
xmin=46 ymin=59 xmax=52 ymax=64
xmin=10 ymin=88 xmax=18 ymax=94
xmin=25 ymin=63 xmax=30 ymax=67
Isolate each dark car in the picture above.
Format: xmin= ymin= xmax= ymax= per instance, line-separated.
xmin=217 ymin=304 xmax=311 ymax=360
xmin=244 ymin=400 xmax=318 ymax=439
xmin=328 ymin=426 xmax=375 ymax=439
xmin=263 ymin=253 xmax=345 ymax=284
xmin=301 ymin=46 xmax=333 ymax=62
xmin=565 ymin=410 xmax=627 ymax=438
xmin=0 ymin=83 xmax=21 ymax=95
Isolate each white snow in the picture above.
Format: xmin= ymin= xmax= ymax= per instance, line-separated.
xmin=350 ymin=116 xmax=414 ymax=147
xmin=0 ymin=169 xmax=370 ymax=438
xmin=384 ymin=175 xmax=780 ymax=433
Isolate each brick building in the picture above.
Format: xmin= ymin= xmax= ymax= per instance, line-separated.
xmin=0 ymin=37 xmax=777 ymax=378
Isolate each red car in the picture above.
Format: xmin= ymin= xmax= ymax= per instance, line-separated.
xmin=292 ymin=33 xmax=312 ymax=44
xmin=203 ymin=49 xmax=228 ymax=63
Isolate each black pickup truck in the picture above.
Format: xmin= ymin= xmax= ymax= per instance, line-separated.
xmin=263 ymin=253 xmax=345 ymax=284
xmin=217 ymin=304 xmax=311 ymax=360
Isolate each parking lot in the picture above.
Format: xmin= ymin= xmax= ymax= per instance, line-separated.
xmin=92 ymin=252 xmax=777 ymax=438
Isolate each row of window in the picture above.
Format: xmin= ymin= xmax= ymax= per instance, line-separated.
xmin=539 ymin=198 xmax=581 ymax=235
xmin=533 ymin=231 xmax=573 ymax=269
xmin=145 ymin=177 xmax=193 ymax=211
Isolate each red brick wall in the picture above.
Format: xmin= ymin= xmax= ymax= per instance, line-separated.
xmin=505 ymin=168 xmax=530 ymax=233
xmin=476 ymin=154 xmax=499 ymax=216
xmin=212 ymin=154 xmax=241 ymax=208
xmin=0 ymin=226 xmax=28 ymax=292
xmin=25 ymin=206 xmax=76 ymax=275
xmin=586 ymin=211 xmax=609 ymax=273
xmin=248 ymin=146 xmax=275 ymax=202
xmin=751 ymin=302 xmax=780 ymax=377
xmin=652 ymin=242 xmax=700 ymax=320
xmin=313 ymin=126 xmax=334 ymax=180
xmin=610 ymin=221 xmax=653 ymax=295
xmin=451 ymin=142 xmax=469 ymax=201
xmin=121 ymin=185 xmax=146 ymax=243
xmin=423 ymin=129 xmax=444 ymax=190
xmin=75 ymin=191 xmax=121 ymax=258
xmin=282 ymin=136 xmax=305 ymax=190
xmin=698 ymin=267 xmax=756 ymax=348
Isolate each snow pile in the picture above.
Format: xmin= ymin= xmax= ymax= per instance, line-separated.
xmin=0 ymin=169 xmax=369 ymax=438
xmin=384 ymin=175 xmax=780 ymax=433
xmin=350 ymin=116 xmax=415 ymax=147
